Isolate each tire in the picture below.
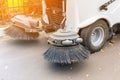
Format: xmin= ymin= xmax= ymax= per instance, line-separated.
xmin=80 ymin=20 xmax=109 ymax=52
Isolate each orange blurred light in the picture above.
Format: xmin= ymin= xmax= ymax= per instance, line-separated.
xmin=8 ymin=0 xmax=23 ymax=7
xmin=0 ymin=0 xmax=42 ymax=20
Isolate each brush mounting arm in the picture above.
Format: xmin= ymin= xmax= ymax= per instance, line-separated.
xmin=48 ymin=29 xmax=83 ymax=46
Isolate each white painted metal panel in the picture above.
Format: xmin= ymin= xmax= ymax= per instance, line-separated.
xmin=65 ymin=0 xmax=120 ymax=32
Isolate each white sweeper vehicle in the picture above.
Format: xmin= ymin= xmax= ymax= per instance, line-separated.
xmin=5 ymin=0 xmax=120 ymax=64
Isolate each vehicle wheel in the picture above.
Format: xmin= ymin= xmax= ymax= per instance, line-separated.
xmin=80 ymin=20 xmax=109 ymax=52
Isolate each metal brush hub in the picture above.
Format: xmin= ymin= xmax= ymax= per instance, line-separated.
xmin=48 ymin=29 xmax=83 ymax=46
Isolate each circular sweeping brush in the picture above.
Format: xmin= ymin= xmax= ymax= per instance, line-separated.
xmin=44 ymin=45 xmax=90 ymax=64
xmin=5 ymin=25 xmax=39 ymax=40
xmin=44 ymin=29 xmax=90 ymax=64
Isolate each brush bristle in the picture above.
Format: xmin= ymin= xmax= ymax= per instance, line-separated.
xmin=44 ymin=44 xmax=90 ymax=64
xmin=5 ymin=26 xmax=39 ymax=40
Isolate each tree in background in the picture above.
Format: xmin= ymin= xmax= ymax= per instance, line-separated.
xmin=0 ymin=0 xmax=9 ymax=25
xmin=0 ymin=0 xmax=8 ymax=20
xmin=24 ymin=0 xmax=42 ymax=17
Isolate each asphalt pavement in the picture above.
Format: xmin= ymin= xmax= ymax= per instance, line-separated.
xmin=0 ymin=31 xmax=120 ymax=80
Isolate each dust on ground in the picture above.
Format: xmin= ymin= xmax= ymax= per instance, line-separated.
xmin=0 ymin=31 xmax=120 ymax=80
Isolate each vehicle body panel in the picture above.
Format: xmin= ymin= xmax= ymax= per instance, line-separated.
xmin=65 ymin=0 xmax=120 ymax=32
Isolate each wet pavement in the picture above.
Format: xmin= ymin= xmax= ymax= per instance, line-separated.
xmin=0 ymin=31 xmax=120 ymax=80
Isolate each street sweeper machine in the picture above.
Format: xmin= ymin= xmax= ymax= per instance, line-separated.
xmin=5 ymin=0 xmax=120 ymax=64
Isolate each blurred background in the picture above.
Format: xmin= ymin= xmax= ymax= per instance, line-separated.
xmin=0 ymin=0 xmax=42 ymax=25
